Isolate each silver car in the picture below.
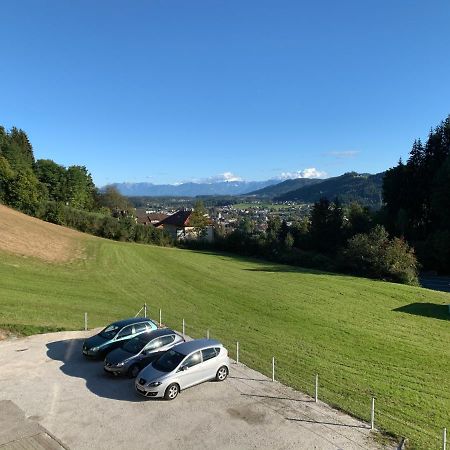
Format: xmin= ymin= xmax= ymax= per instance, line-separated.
xmin=135 ymin=339 xmax=230 ymax=400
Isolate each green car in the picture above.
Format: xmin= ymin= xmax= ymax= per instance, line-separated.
xmin=82 ymin=317 xmax=158 ymax=359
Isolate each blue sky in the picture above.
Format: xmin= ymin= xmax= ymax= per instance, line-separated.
xmin=1 ymin=0 xmax=449 ymax=186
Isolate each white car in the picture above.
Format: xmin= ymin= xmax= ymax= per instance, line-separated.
xmin=135 ymin=339 xmax=230 ymax=400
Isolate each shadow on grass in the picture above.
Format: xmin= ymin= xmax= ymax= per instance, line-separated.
xmin=393 ymin=303 xmax=449 ymax=321
xmin=46 ymin=338 xmax=146 ymax=402
xmin=242 ymin=393 xmax=313 ymax=403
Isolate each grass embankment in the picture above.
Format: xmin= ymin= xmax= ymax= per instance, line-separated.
xmin=0 ymin=212 xmax=448 ymax=449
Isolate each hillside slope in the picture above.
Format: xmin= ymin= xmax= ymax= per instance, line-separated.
xmin=246 ymin=178 xmax=321 ymax=198
xmin=275 ymin=172 xmax=384 ymax=206
xmin=0 ymin=212 xmax=448 ymax=449
xmin=0 ymin=204 xmax=90 ymax=262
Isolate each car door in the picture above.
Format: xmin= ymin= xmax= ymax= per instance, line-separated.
xmin=176 ymin=351 xmax=203 ymax=389
xmin=133 ymin=322 xmax=148 ymax=336
xmin=199 ymin=347 xmax=219 ymax=382
xmin=113 ymin=325 xmax=134 ymax=349
xmin=140 ymin=337 xmax=165 ymax=367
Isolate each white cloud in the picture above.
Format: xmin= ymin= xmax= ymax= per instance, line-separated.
xmin=279 ymin=168 xmax=327 ymax=180
xmin=177 ymin=172 xmax=243 ymax=184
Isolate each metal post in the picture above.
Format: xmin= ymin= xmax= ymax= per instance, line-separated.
xmin=84 ymin=312 xmax=88 ymax=331
xmin=236 ymin=341 xmax=239 ymax=364
xmin=182 ymin=318 xmax=185 ymax=336
xmin=206 ymin=329 xmax=210 ymax=339
xmin=144 ymin=303 xmax=147 ymax=318
xmin=315 ymin=374 xmax=319 ymax=403
xmin=159 ymin=309 xmax=162 ymax=327
xmin=272 ymin=357 xmax=275 ymax=382
xmin=444 ymin=427 xmax=447 ymax=450
xmin=371 ymin=397 xmax=375 ymax=430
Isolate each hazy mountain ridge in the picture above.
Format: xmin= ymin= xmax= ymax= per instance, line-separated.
xmin=246 ymin=178 xmax=323 ymax=197
xmin=110 ymin=180 xmax=279 ymax=197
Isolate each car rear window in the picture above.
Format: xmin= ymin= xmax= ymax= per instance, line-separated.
xmin=202 ymin=347 xmax=217 ymax=361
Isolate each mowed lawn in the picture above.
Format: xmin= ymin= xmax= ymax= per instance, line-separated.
xmin=0 ymin=237 xmax=449 ymax=449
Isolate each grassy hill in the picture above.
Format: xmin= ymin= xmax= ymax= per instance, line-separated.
xmin=275 ymin=172 xmax=384 ymax=206
xmin=0 ymin=206 xmax=448 ymax=449
xmin=246 ymin=177 xmax=321 ymax=198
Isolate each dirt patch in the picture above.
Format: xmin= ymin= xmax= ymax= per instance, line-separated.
xmin=0 ymin=205 xmax=91 ymax=263
xmin=227 ymin=406 xmax=267 ymax=425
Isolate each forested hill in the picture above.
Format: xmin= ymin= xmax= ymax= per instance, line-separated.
xmin=246 ymin=177 xmax=321 ymax=198
xmin=275 ymin=172 xmax=384 ymax=206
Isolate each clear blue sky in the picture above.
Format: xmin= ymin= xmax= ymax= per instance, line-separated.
xmin=1 ymin=0 xmax=449 ymax=186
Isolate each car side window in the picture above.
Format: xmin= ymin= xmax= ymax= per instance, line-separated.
xmin=144 ymin=338 xmax=163 ymax=351
xmin=134 ymin=323 xmax=147 ymax=334
xmin=160 ymin=335 xmax=175 ymax=346
xmin=183 ymin=351 xmax=202 ymax=368
xmin=202 ymin=347 xmax=217 ymax=361
xmin=117 ymin=325 xmax=133 ymax=338
xmin=214 ymin=347 xmax=221 ymax=355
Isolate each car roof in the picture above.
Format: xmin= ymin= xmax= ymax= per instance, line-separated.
xmin=111 ymin=317 xmax=153 ymax=328
xmin=172 ymin=339 xmax=222 ymax=356
xmin=138 ymin=328 xmax=179 ymax=341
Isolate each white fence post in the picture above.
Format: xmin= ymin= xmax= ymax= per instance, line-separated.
xmin=272 ymin=357 xmax=275 ymax=382
xmin=206 ymin=329 xmax=210 ymax=339
xmin=315 ymin=374 xmax=319 ymax=403
xmin=159 ymin=309 xmax=162 ymax=327
xmin=371 ymin=397 xmax=375 ymax=430
xmin=144 ymin=303 xmax=147 ymax=318
xmin=444 ymin=427 xmax=447 ymax=450
xmin=182 ymin=318 xmax=185 ymax=336
xmin=236 ymin=341 xmax=239 ymax=364
xmin=84 ymin=312 xmax=88 ymax=331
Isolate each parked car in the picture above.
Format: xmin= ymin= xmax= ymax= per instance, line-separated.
xmin=135 ymin=339 xmax=229 ymax=400
xmin=82 ymin=318 xmax=158 ymax=359
xmin=104 ymin=328 xmax=185 ymax=377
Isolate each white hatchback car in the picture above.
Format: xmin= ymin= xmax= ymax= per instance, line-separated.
xmin=135 ymin=339 xmax=230 ymax=400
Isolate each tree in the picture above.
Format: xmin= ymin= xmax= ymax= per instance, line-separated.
xmin=7 ymin=170 xmax=46 ymax=215
xmin=0 ymin=156 xmax=15 ymax=203
xmin=1 ymin=127 xmax=35 ymax=172
xmin=97 ymin=186 xmax=133 ymax=216
xmin=189 ymin=201 xmax=209 ymax=236
xmin=35 ymin=159 xmax=67 ymax=202
xmin=64 ymin=165 xmax=96 ymax=210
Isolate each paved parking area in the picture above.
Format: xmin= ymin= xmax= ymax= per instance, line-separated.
xmin=0 ymin=330 xmax=390 ymax=450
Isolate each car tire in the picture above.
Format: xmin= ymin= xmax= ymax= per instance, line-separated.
xmin=128 ymin=364 xmax=140 ymax=378
xmin=164 ymin=383 xmax=179 ymax=401
xmin=216 ymin=366 xmax=228 ymax=381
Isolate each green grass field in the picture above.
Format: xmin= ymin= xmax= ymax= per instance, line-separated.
xmin=0 ymin=236 xmax=449 ymax=449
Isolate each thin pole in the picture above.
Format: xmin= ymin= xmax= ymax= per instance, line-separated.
xmin=144 ymin=303 xmax=147 ymax=318
xmin=159 ymin=309 xmax=162 ymax=327
xmin=371 ymin=397 xmax=375 ymax=430
xmin=315 ymin=374 xmax=318 ymax=403
xmin=84 ymin=312 xmax=88 ymax=331
xmin=206 ymin=329 xmax=210 ymax=339
xmin=182 ymin=318 xmax=185 ymax=336
xmin=236 ymin=341 xmax=239 ymax=364
xmin=444 ymin=427 xmax=447 ymax=450
xmin=272 ymin=357 xmax=275 ymax=382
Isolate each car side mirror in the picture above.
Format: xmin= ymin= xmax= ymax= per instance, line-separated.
xmin=179 ymin=365 xmax=188 ymax=372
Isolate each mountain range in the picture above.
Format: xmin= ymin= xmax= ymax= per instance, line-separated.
xmin=109 ymin=180 xmax=280 ymax=197
xmin=110 ymin=171 xmax=385 ymax=206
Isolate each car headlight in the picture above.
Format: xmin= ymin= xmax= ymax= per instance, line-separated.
xmin=91 ymin=346 xmax=99 ymax=352
xmin=116 ymin=362 xmax=125 ymax=367
xmin=148 ymin=381 xmax=161 ymax=387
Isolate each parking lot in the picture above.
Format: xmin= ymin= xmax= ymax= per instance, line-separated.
xmin=0 ymin=330 xmax=389 ymax=450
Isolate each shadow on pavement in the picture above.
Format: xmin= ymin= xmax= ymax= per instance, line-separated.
xmin=287 ymin=417 xmax=367 ymax=429
xmin=46 ymin=338 xmax=146 ymax=402
xmin=393 ymin=303 xmax=449 ymax=321
xmin=242 ymin=393 xmax=314 ymax=403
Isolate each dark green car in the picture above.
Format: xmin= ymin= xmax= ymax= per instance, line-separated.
xmin=82 ymin=317 xmax=158 ymax=359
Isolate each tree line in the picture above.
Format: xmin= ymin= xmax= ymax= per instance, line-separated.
xmin=0 ymin=126 xmax=172 ymax=246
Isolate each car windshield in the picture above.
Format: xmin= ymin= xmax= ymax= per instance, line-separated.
xmin=153 ymin=350 xmax=185 ymax=373
xmin=99 ymin=324 xmax=120 ymax=339
xmin=122 ymin=335 xmax=149 ymax=354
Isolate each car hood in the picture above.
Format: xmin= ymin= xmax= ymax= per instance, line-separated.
xmin=84 ymin=334 xmax=108 ymax=349
xmin=106 ymin=347 xmax=135 ymax=365
xmin=138 ymin=362 xmax=170 ymax=382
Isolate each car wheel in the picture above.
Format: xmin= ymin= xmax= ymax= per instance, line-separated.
xmin=128 ymin=365 xmax=140 ymax=378
xmin=164 ymin=383 xmax=179 ymax=400
xmin=216 ymin=366 xmax=228 ymax=381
